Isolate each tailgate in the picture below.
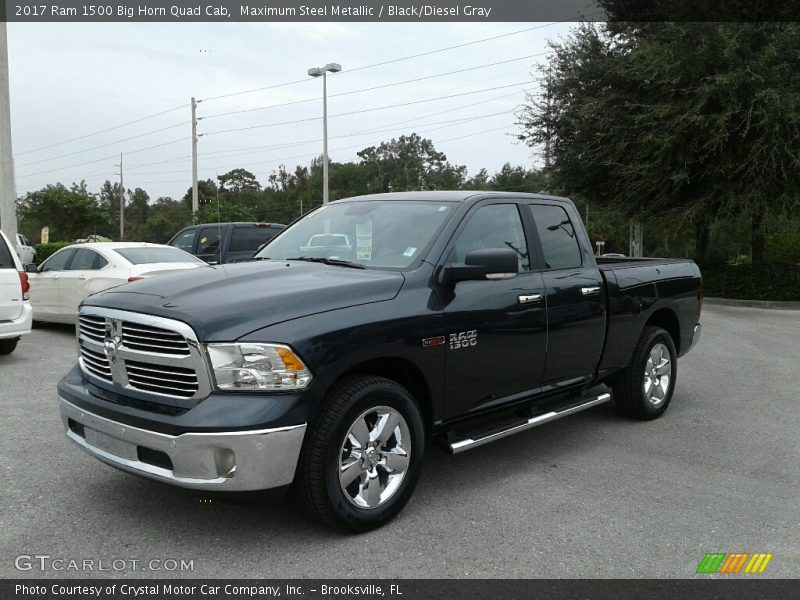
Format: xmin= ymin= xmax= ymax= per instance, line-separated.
xmin=0 ymin=268 xmax=23 ymax=321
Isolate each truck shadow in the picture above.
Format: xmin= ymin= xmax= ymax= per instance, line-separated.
xmin=70 ymin=401 xmax=624 ymax=549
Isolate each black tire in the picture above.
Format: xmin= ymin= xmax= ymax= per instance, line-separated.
xmin=0 ymin=337 xmax=19 ymax=355
xmin=612 ymin=326 xmax=677 ymax=420
xmin=298 ymin=375 xmax=425 ymax=532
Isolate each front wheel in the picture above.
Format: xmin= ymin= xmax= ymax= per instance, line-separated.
xmin=298 ymin=375 xmax=425 ymax=532
xmin=612 ymin=326 xmax=677 ymax=420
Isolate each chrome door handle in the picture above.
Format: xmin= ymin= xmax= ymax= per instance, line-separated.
xmin=518 ymin=294 xmax=543 ymax=305
xmin=581 ymin=286 xmax=601 ymax=296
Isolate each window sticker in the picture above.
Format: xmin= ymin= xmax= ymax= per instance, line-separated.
xmin=403 ymin=247 xmax=417 ymax=257
xmin=356 ymin=222 xmax=373 ymax=261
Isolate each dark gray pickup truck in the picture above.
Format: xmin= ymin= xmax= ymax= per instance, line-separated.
xmin=58 ymin=191 xmax=702 ymax=531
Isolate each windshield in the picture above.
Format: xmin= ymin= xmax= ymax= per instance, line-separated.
xmin=255 ymin=200 xmax=455 ymax=269
xmin=113 ymin=247 xmax=204 ymax=265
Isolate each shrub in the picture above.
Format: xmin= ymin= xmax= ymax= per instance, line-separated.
xmin=700 ymin=263 xmax=800 ymax=301
xmin=33 ymin=242 xmax=73 ymax=263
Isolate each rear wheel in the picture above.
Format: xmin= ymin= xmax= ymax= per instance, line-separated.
xmin=612 ymin=326 xmax=677 ymax=420
xmin=298 ymin=375 xmax=425 ymax=532
xmin=0 ymin=337 xmax=19 ymax=355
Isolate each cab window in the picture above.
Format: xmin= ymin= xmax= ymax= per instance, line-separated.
xmin=449 ymin=204 xmax=530 ymax=271
xmin=171 ymin=230 xmax=197 ymax=252
xmin=529 ymin=205 xmax=582 ymax=270
xmin=197 ymin=228 xmax=221 ymax=255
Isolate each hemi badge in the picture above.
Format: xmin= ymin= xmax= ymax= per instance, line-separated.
xmin=422 ymin=336 xmax=445 ymax=347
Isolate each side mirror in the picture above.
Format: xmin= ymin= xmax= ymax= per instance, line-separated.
xmin=24 ymin=263 xmax=38 ymax=273
xmin=439 ymin=248 xmax=519 ymax=285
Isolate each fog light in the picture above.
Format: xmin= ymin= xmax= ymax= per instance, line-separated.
xmin=213 ymin=448 xmax=236 ymax=478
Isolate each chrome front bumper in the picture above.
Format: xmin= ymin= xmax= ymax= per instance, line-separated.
xmin=59 ymin=397 xmax=306 ymax=491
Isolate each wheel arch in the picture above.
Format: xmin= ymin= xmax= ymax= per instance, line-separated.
xmin=335 ymin=356 xmax=434 ymax=436
xmin=645 ymin=307 xmax=681 ymax=353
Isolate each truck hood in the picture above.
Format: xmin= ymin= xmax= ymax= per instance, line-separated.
xmin=83 ymin=260 xmax=405 ymax=341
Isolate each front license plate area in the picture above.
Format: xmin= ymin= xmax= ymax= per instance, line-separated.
xmin=84 ymin=428 xmax=138 ymax=461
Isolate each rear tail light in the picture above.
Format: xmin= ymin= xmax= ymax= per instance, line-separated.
xmin=18 ymin=272 xmax=30 ymax=301
xmin=127 ymin=276 xmax=145 ymax=283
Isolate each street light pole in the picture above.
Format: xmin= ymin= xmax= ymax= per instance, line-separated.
xmin=308 ymin=63 xmax=341 ymax=205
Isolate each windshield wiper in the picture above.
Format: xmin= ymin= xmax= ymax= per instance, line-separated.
xmin=286 ymin=257 xmax=366 ymax=269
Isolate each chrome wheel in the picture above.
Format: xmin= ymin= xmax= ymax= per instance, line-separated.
xmin=643 ymin=342 xmax=672 ymax=405
xmin=338 ymin=406 xmax=411 ymax=509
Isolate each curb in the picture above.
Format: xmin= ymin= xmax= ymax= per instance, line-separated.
xmin=704 ymin=297 xmax=800 ymax=310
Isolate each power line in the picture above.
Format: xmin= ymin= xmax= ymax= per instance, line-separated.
xmin=132 ymin=109 xmax=512 ymax=174
xmin=17 ymin=137 xmax=188 ymax=179
xmin=202 ymin=81 xmax=534 ymax=137
xmin=15 ymin=120 xmax=189 ymax=168
xmin=127 ymin=89 xmax=523 ymax=170
xmin=14 ymin=103 xmax=187 ymax=156
xmin=146 ymin=110 xmax=517 ymax=177
xmin=200 ymin=54 xmax=543 ymax=121
xmin=198 ymin=22 xmax=559 ymax=104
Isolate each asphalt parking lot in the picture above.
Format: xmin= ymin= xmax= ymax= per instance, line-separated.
xmin=1 ymin=304 xmax=798 ymax=579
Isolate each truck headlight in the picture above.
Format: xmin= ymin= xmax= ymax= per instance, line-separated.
xmin=206 ymin=343 xmax=313 ymax=391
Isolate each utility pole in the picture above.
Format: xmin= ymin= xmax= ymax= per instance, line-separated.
xmin=544 ymin=65 xmax=552 ymax=171
xmin=0 ymin=23 xmax=18 ymax=243
xmin=191 ymin=97 xmax=198 ymax=215
xmin=117 ymin=153 xmax=124 ymax=240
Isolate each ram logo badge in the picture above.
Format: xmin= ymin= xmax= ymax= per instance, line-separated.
xmin=449 ymin=330 xmax=478 ymax=350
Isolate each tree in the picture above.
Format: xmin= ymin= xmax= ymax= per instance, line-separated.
xmin=195 ymin=201 xmax=255 ymax=224
xmin=98 ymin=179 xmax=124 ymax=237
xmin=517 ymin=20 xmax=800 ymax=263
xmin=129 ymin=197 xmax=191 ymax=243
xmin=182 ymin=179 xmax=219 ymax=208
xmin=126 ymin=188 xmax=150 ymax=228
xmin=217 ymin=168 xmax=261 ymax=194
xmin=17 ymin=182 xmax=109 ymax=242
xmin=357 ymin=134 xmax=467 ymax=192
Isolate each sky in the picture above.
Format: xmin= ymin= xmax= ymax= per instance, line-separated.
xmin=7 ymin=21 xmax=575 ymax=201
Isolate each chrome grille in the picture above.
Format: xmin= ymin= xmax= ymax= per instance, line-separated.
xmin=121 ymin=323 xmax=190 ymax=356
xmin=126 ymin=361 xmax=198 ymax=398
xmin=78 ymin=315 xmax=106 ymax=344
xmin=79 ymin=346 xmax=113 ymax=382
xmin=76 ymin=307 xmax=211 ymax=401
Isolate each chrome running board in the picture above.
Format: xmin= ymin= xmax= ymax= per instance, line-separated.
xmin=449 ymin=392 xmax=612 ymax=454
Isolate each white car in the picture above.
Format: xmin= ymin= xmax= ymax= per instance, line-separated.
xmin=16 ymin=233 xmax=36 ymax=264
xmin=0 ymin=230 xmax=33 ymax=355
xmin=27 ymin=242 xmax=207 ymax=324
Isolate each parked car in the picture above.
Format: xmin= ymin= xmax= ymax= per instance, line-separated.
xmin=58 ymin=192 xmax=702 ymax=531
xmin=0 ymin=230 xmax=32 ymax=355
xmin=27 ymin=242 xmax=207 ymax=324
xmin=16 ymin=233 xmax=36 ymax=265
xmin=168 ymin=222 xmax=285 ymax=264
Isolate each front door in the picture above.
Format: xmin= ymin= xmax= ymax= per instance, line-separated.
xmin=30 ymin=248 xmax=76 ymax=319
xmin=440 ymin=202 xmax=548 ymax=418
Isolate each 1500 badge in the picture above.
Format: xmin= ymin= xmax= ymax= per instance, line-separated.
xmin=449 ymin=330 xmax=478 ymax=349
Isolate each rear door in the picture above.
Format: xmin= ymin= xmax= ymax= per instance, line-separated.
xmin=0 ymin=234 xmax=23 ymax=321
xmin=441 ymin=201 xmax=548 ymax=418
xmin=525 ymin=202 xmax=606 ymax=385
xmin=30 ymin=248 xmax=76 ymax=318
xmin=225 ymin=225 xmax=273 ymax=263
